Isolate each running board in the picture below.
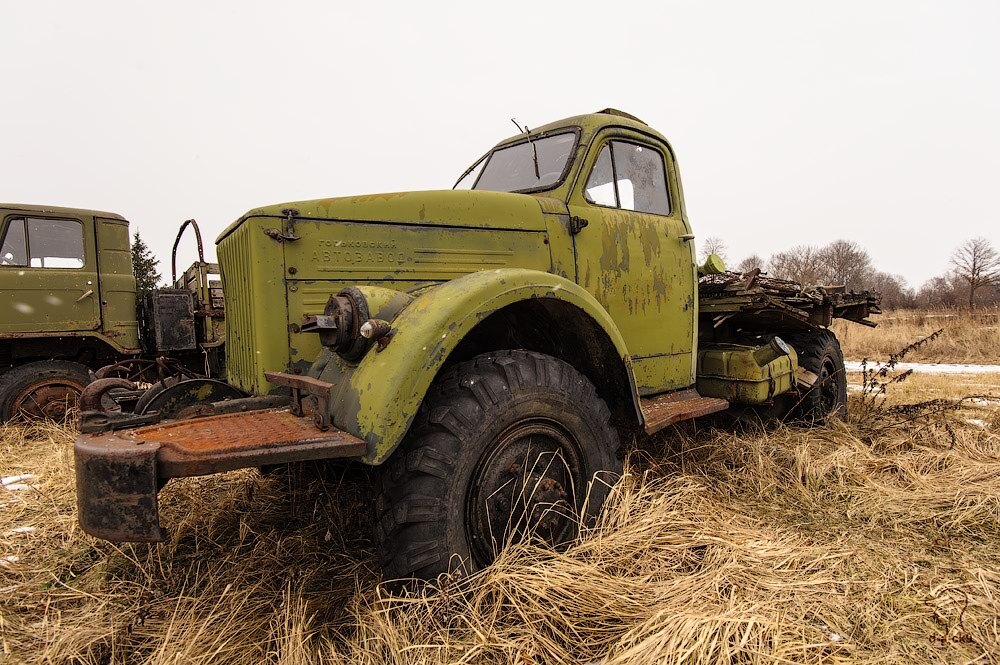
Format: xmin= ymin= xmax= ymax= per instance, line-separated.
xmin=640 ymin=389 xmax=729 ymax=435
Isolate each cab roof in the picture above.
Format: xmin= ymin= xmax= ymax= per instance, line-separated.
xmin=493 ymin=108 xmax=668 ymax=148
xmin=0 ymin=203 xmax=127 ymax=221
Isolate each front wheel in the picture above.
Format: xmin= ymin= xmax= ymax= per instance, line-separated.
xmin=375 ymin=350 xmax=622 ymax=582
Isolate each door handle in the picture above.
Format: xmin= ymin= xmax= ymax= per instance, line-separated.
xmin=76 ymin=289 xmax=94 ymax=303
xmin=679 ymin=234 xmax=695 ymax=242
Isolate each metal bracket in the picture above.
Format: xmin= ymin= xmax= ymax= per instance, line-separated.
xmin=569 ymin=215 xmax=589 ymax=234
xmin=264 ymin=208 xmax=301 ymax=242
xmin=264 ymin=371 xmax=335 ymax=431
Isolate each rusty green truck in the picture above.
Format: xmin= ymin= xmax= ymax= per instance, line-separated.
xmin=74 ymin=110 xmax=878 ymax=581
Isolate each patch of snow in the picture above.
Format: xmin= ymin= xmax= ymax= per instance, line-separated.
xmin=969 ymin=397 xmax=1000 ymax=405
xmin=966 ymin=419 xmax=989 ymax=429
xmin=2 ymin=474 xmax=35 ymax=486
xmin=845 ymin=361 xmax=1000 ymax=375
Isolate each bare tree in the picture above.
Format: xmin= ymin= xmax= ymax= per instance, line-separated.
xmin=816 ymin=239 xmax=873 ymax=290
xmin=868 ymin=271 xmax=914 ymax=309
xmin=698 ymin=236 xmax=728 ymax=264
xmin=736 ymin=253 xmax=764 ymax=273
xmin=768 ymin=245 xmax=825 ymax=286
xmin=917 ymin=274 xmax=962 ymax=308
xmin=950 ymin=237 xmax=1000 ymax=308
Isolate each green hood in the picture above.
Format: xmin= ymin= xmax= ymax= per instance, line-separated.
xmin=217 ymin=190 xmax=563 ymax=243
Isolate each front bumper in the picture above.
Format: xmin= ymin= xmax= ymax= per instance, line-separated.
xmin=75 ymin=408 xmax=367 ymax=542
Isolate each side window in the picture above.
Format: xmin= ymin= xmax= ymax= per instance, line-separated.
xmin=584 ymin=145 xmax=617 ymax=207
xmin=583 ymin=141 xmax=671 ymax=216
xmin=1 ymin=219 xmax=27 ymax=266
xmin=0 ymin=217 xmax=85 ymax=269
xmin=454 ymin=156 xmax=486 ymax=190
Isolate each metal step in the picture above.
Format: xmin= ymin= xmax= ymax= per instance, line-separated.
xmin=640 ymin=389 xmax=729 ymax=434
xmin=128 ymin=408 xmax=367 ymax=477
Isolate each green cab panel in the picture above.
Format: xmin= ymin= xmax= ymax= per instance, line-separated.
xmin=0 ymin=211 xmax=101 ymax=335
xmin=310 ymin=268 xmax=638 ymax=464
xmin=215 ymin=215 xmax=288 ymax=395
xmin=96 ymin=218 xmax=140 ymax=350
xmin=565 ymin=126 xmax=697 ymax=395
xmin=0 ymin=204 xmax=141 ymax=355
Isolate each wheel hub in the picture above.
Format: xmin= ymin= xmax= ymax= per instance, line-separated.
xmin=13 ymin=380 xmax=84 ymax=420
xmin=466 ymin=420 xmax=583 ymax=567
xmin=818 ymin=360 xmax=838 ymax=414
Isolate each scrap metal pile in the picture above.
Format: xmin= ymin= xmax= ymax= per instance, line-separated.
xmin=698 ymin=269 xmax=881 ymax=332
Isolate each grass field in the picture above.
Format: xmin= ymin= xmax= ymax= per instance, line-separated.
xmin=832 ymin=306 xmax=1000 ymax=364
xmin=2 ymin=324 xmax=999 ymax=663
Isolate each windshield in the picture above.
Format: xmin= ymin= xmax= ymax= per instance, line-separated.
xmin=456 ymin=131 xmax=578 ymax=193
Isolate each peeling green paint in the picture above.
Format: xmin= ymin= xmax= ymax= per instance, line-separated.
xmin=315 ymin=269 xmax=635 ymax=464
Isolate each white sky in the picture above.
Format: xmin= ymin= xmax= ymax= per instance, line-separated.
xmin=2 ymin=1 xmax=998 ymax=288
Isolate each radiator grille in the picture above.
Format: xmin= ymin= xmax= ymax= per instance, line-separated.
xmin=217 ymin=223 xmax=259 ymax=394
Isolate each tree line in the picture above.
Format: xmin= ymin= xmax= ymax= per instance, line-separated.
xmin=699 ymin=236 xmax=1000 ymax=310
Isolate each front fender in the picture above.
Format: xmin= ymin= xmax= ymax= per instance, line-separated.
xmin=324 ymin=268 xmax=637 ymax=464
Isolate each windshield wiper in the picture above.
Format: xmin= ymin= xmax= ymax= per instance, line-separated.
xmin=511 ymin=118 xmax=540 ymax=180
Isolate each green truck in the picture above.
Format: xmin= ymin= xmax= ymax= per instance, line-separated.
xmin=0 ymin=207 xmax=225 ymax=420
xmin=74 ymin=110 xmax=878 ymax=581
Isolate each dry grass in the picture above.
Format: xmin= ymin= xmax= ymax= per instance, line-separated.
xmin=832 ymin=307 xmax=1000 ymax=364
xmin=2 ymin=379 xmax=999 ymax=664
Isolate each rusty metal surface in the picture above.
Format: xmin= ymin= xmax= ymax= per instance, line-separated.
xmin=79 ymin=377 xmax=136 ymax=411
xmin=75 ymin=434 xmax=165 ymax=542
xmin=127 ymin=408 xmax=367 ymax=476
xmin=263 ymin=372 xmax=334 ymax=395
xmin=171 ymin=219 xmax=205 ymax=284
xmin=640 ymin=389 xmax=729 ymax=435
xmin=134 ymin=378 xmax=244 ymax=417
xmin=264 ymin=371 xmax=336 ymax=430
xmin=699 ymin=270 xmax=881 ymax=332
xmin=74 ymin=408 xmax=366 ymax=541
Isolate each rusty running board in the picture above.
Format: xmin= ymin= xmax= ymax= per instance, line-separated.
xmin=640 ymin=389 xmax=729 ymax=435
xmin=75 ymin=408 xmax=366 ymax=542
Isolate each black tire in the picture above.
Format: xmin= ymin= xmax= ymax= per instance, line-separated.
xmin=786 ymin=330 xmax=848 ymax=424
xmin=376 ymin=350 xmax=622 ymax=582
xmin=0 ymin=360 xmax=91 ymax=422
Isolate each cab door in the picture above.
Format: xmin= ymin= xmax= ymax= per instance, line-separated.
xmin=566 ymin=132 xmax=696 ymax=395
xmin=0 ymin=214 xmax=101 ymax=334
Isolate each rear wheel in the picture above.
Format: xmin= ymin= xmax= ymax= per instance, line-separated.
xmin=375 ymin=350 xmax=622 ymax=582
xmin=0 ymin=360 xmax=91 ymax=422
xmin=786 ymin=330 xmax=847 ymax=423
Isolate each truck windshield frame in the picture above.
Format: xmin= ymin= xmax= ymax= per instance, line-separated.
xmin=456 ymin=128 xmax=581 ymax=195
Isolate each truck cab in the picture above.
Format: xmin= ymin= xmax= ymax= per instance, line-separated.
xmin=454 ymin=109 xmax=698 ymax=394
xmin=0 ymin=205 xmax=140 ymax=419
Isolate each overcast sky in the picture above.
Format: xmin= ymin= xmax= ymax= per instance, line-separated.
xmin=3 ymin=1 xmax=997 ymax=288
